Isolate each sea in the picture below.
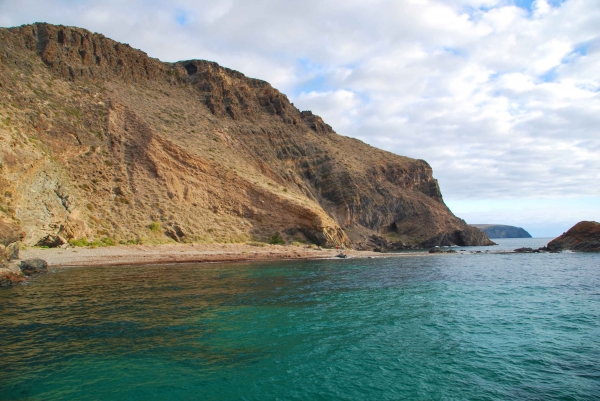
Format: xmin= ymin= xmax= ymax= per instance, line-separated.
xmin=1 ymin=238 xmax=599 ymax=400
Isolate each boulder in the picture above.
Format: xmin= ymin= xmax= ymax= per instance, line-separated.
xmin=35 ymin=234 xmax=68 ymax=248
xmin=20 ymin=258 xmax=48 ymax=276
xmin=5 ymin=242 xmax=20 ymax=260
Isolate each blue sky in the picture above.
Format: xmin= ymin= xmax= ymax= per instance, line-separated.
xmin=1 ymin=0 xmax=598 ymax=237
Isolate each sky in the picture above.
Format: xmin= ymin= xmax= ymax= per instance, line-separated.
xmin=1 ymin=0 xmax=599 ymax=237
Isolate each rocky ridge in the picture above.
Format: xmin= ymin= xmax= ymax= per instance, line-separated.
xmin=0 ymin=23 xmax=494 ymax=252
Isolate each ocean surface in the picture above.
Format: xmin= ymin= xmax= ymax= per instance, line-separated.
xmin=1 ymin=238 xmax=599 ymax=400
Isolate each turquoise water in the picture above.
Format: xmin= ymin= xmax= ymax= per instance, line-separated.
xmin=1 ymin=239 xmax=599 ymax=400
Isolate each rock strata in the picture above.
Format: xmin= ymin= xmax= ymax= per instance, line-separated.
xmin=546 ymin=221 xmax=600 ymax=252
xmin=0 ymin=23 xmax=495 ymax=250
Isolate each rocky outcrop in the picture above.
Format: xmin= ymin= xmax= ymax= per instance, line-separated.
xmin=0 ymin=23 xmax=494 ymax=249
xmin=19 ymin=258 xmax=48 ymax=276
xmin=546 ymin=221 xmax=600 ymax=252
xmin=471 ymin=224 xmax=532 ymax=238
xmin=0 ymin=222 xmax=24 ymax=264
xmin=36 ymin=234 xmax=68 ymax=248
xmin=0 ymin=222 xmax=25 ymax=285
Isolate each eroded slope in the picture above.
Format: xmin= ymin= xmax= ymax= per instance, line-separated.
xmin=0 ymin=23 xmax=493 ymax=248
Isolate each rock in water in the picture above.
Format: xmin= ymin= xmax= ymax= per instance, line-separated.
xmin=546 ymin=221 xmax=600 ymax=252
xmin=20 ymin=259 xmax=49 ymax=276
xmin=0 ymin=23 xmax=495 ymax=249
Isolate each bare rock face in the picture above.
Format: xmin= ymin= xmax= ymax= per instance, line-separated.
xmin=0 ymin=23 xmax=494 ymax=249
xmin=546 ymin=221 xmax=600 ymax=252
xmin=0 ymin=222 xmax=25 ymax=270
xmin=0 ymin=221 xmax=25 ymax=246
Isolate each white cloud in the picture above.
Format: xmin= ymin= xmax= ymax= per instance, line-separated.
xmin=1 ymin=0 xmax=599 ymax=235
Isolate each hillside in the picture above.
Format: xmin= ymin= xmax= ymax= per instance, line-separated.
xmin=0 ymin=23 xmax=493 ymax=250
xmin=470 ymin=224 xmax=532 ymax=239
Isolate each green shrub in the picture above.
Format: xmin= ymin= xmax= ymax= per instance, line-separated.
xmin=101 ymin=237 xmax=115 ymax=246
xmin=149 ymin=221 xmax=161 ymax=232
xmin=69 ymin=238 xmax=90 ymax=247
xmin=269 ymin=233 xmax=285 ymax=245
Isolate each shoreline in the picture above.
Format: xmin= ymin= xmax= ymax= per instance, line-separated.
xmin=20 ymin=243 xmax=428 ymax=269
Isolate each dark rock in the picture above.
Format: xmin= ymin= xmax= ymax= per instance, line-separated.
xmin=546 ymin=221 xmax=600 ymax=252
xmin=367 ymin=235 xmax=407 ymax=252
xmin=428 ymin=247 xmax=457 ymax=253
xmin=20 ymin=259 xmax=48 ymax=276
xmin=35 ymin=234 xmax=68 ymax=248
xmin=420 ymin=228 xmax=496 ymax=248
xmin=514 ymin=247 xmax=534 ymax=253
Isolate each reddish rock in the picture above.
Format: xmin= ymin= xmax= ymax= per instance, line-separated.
xmin=546 ymin=221 xmax=600 ymax=252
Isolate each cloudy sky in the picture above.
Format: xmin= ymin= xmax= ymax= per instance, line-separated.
xmin=2 ymin=0 xmax=599 ymax=236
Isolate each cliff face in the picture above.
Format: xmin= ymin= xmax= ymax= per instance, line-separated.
xmin=470 ymin=224 xmax=532 ymax=239
xmin=546 ymin=221 xmax=600 ymax=252
xmin=0 ymin=23 xmax=493 ymax=249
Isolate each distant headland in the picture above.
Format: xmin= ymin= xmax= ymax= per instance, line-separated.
xmin=470 ymin=224 xmax=532 ymax=239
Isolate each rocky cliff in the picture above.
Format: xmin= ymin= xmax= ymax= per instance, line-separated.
xmin=470 ymin=224 xmax=532 ymax=239
xmin=546 ymin=221 xmax=600 ymax=252
xmin=0 ymin=23 xmax=494 ymax=249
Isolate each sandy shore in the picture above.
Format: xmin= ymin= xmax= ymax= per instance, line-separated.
xmin=20 ymin=243 xmax=424 ymax=268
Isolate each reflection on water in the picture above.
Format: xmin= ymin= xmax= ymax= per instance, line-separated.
xmin=1 ymin=249 xmax=599 ymax=400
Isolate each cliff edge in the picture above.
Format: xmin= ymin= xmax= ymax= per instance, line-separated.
xmin=0 ymin=23 xmax=494 ymax=249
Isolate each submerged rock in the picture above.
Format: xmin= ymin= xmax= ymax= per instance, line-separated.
xmin=513 ymin=247 xmax=543 ymax=253
xmin=428 ymin=247 xmax=456 ymax=254
xmin=546 ymin=221 xmax=600 ymax=252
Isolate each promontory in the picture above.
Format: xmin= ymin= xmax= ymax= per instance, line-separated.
xmin=0 ymin=23 xmax=494 ymax=252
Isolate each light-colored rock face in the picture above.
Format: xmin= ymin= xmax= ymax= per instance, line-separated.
xmin=0 ymin=23 xmax=493 ymax=249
